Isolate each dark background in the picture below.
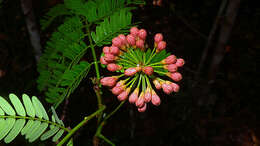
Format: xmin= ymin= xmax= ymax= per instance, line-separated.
xmin=0 ymin=0 xmax=259 ymax=145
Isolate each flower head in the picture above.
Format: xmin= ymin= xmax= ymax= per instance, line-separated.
xmin=100 ymin=27 xmax=185 ymax=112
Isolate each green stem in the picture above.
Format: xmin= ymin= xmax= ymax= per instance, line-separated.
xmin=57 ymin=105 xmax=106 ymax=146
xmin=154 ymin=70 xmax=168 ymax=75
xmin=148 ymin=62 xmax=162 ymax=66
xmin=145 ymin=48 xmax=156 ymax=65
xmin=86 ymin=21 xmax=103 ymax=124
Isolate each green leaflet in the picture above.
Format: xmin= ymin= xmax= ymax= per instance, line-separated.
xmin=52 ymin=129 xmax=65 ymax=142
xmin=9 ymin=94 xmax=26 ymax=116
xmin=4 ymin=119 xmax=26 ymax=143
xmin=22 ymin=94 xmax=36 ymax=117
xmin=40 ymin=126 xmax=60 ymax=141
xmin=0 ymin=96 xmax=15 ymax=116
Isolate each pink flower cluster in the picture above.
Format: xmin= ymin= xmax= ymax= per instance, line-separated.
xmin=100 ymin=27 xmax=185 ymax=112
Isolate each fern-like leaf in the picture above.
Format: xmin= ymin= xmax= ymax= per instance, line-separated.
xmin=0 ymin=94 xmax=69 ymax=143
xmin=91 ymin=9 xmax=132 ymax=46
xmin=37 ymin=16 xmax=91 ymax=105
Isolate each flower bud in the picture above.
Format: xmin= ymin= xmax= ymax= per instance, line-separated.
xmin=112 ymin=37 xmax=122 ymax=48
xmin=135 ymin=92 xmax=145 ymax=107
xmin=164 ymin=64 xmax=178 ymax=73
xmin=103 ymin=46 xmax=110 ymax=54
xmin=157 ymin=41 xmax=166 ymax=51
xmin=153 ymin=79 xmax=162 ymax=90
xmin=138 ymin=103 xmax=147 ymax=112
xmin=130 ymin=27 xmax=139 ymax=37
xmin=100 ymin=76 xmax=118 ymax=87
xmin=118 ymin=34 xmax=127 ymax=45
xmin=129 ymin=88 xmax=139 ymax=104
xmin=170 ymin=82 xmax=180 ymax=92
xmin=144 ymin=88 xmax=152 ymax=102
xmin=100 ymin=56 xmax=108 ymax=65
xmin=110 ymin=46 xmax=120 ymax=55
xmin=138 ymin=29 xmax=147 ymax=40
xmin=136 ymin=39 xmax=144 ymax=49
xmin=162 ymin=82 xmax=173 ymax=94
xmin=124 ymin=67 xmax=137 ymax=76
xmin=143 ymin=66 xmax=154 ymax=75
xmin=176 ymin=58 xmax=185 ymax=67
xmin=154 ymin=33 xmax=163 ymax=43
xmin=117 ymin=88 xmax=130 ymax=101
xmin=112 ymin=85 xmax=124 ymax=95
xmin=104 ymin=53 xmax=117 ymax=62
xmin=151 ymin=90 xmax=161 ymax=106
xmin=126 ymin=34 xmax=136 ymax=46
xmin=161 ymin=55 xmax=177 ymax=64
xmin=107 ymin=63 xmax=121 ymax=72
xmin=167 ymin=72 xmax=182 ymax=82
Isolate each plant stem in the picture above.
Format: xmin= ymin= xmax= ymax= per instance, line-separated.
xmin=57 ymin=105 xmax=106 ymax=146
xmin=86 ymin=21 xmax=104 ymax=125
xmin=94 ymin=101 xmax=126 ymax=145
xmin=145 ymin=48 xmax=156 ymax=65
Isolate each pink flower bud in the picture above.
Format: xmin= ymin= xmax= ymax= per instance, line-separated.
xmin=154 ymin=33 xmax=163 ymax=43
xmin=100 ymin=76 xmax=118 ymax=87
xmin=161 ymin=55 xmax=177 ymax=64
xmin=138 ymin=29 xmax=147 ymax=40
xmin=129 ymin=88 xmax=139 ymax=104
xmin=112 ymin=37 xmax=122 ymax=48
xmin=167 ymin=72 xmax=182 ymax=82
xmin=107 ymin=63 xmax=121 ymax=72
xmin=144 ymin=88 xmax=152 ymax=102
xmin=103 ymin=46 xmax=110 ymax=54
xmin=151 ymin=90 xmax=161 ymax=106
xmin=124 ymin=67 xmax=137 ymax=76
xmin=176 ymin=58 xmax=185 ymax=67
xmin=136 ymin=39 xmax=144 ymax=49
xmin=165 ymin=64 xmax=178 ymax=73
xmin=157 ymin=41 xmax=166 ymax=51
xmin=153 ymin=79 xmax=162 ymax=90
xmin=112 ymin=85 xmax=124 ymax=95
xmin=143 ymin=66 xmax=154 ymax=75
xmin=130 ymin=27 xmax=139 ymax=37
xmin=135 ymin=92 xmax=145 ymax=107
xmin=104 ymin=53 xmax=117 ymax=62
xmin=170 ymin=83 xmax=180 ymax=92
xmin=138 ymin=103 xmax=147 ymax=112
xmin=117 ymin=88 xmax=130 ymax=101
xmin=110 ymin=46 xmax=120 ymax=55
xmin=126 ymin=34 xmax=136 ymax=46
xmin=162 ymin=82 xmax=173 ymax=94
xmin=100 ymin=56 xmax=108 ymax=65
xmin=118 ymin=34 xmax=127 ymax=45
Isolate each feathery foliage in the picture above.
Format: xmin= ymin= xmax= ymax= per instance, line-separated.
xmin=0 ymin=94 xmax=69 ymax=143
xmin=38 ymin=0 xmax=144 ymax=107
